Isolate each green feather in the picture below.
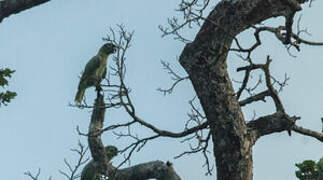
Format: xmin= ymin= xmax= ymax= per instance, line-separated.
xmin=74 ymin=43 xmax=116 ymax=103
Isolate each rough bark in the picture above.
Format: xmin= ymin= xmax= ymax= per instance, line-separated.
xmin=178 ymin=0 xmax=306 ymax=179
xmin=247 ymin=112 xmax=300 ymax=143
xmin=87 ymin=93 xmax=111 ymax=176
xmin=0 ymin=0 xmax=50 ymax=23
xmin=112 ymin=161 xmax=180 ymax=180
xmin=87 ymin=94 xmax=181 ymax=180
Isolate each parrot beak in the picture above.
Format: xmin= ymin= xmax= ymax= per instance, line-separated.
xmin=113 ymin=45 xmax=121 ymax=53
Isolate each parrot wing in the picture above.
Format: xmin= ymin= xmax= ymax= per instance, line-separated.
xmin=83 ymin=55 xmax=101 ymax=76
xmin=102 ymin=66 xmax=107 ymax=79
xmin=79 ymin=55 xmax=101 ymax=84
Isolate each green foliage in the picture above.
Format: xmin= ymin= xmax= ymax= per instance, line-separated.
xmin=0 ymin=68 xmax=17 ymax=106
xmin=318 ymin=158 xmax=323 ymax=180
xmin=295 ymin=158 xmax=323 ymax=180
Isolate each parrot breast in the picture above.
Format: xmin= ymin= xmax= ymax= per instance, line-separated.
xmin=96 ymin=56 xmax=108 ymax=79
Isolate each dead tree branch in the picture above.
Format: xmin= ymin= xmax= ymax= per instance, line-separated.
xmin=236 ymin=56 xmax=285 ymax=112
xmin=87 ymin=91 xmax=181 ymax=179
xmin=24 ymin=169 xmax=43 ymax=180
xmin=157 ymin=60 xmax=189 ymax=95
xmin=159 ymin=0 xmax=211 ymax=43
xmin=248 ymin=112 xmax=323 ymax=143
xmin=0 ymin=0 xmax=50 ymax=23
xmin=239 ymin=90 xmax=271 ymax=107
xmin=247 ymin=112 xmax=300 ymax=143
xmin=25 ymin=142 xmax=88 ymax=180
xmin=292 ymin=125 xmax=323 ymax=142
xmin=58 ymin=142 xmax=89 ymax=180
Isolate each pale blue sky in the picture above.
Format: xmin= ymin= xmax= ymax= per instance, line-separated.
xmin=0 ymin=1 xmax=322 ymax=180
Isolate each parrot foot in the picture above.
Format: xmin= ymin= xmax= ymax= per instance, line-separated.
xmin=95 ymin=85 xmax=103 ymax=97
xmin=95 ymin=84 xmax=102 ymax=91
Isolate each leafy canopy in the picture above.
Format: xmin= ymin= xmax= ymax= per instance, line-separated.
xmin=0 ymin=68 xmax=17 ymax=107
xmin=295 ymin=158 xmax=323 ymax=180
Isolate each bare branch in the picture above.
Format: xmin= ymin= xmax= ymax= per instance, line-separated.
xmin=116 ymin=134 xmax=160 ymax=168
xmin=0 ymin=0 xmax=50 ymax=23
xmin=123 ymin=110 xmax=209 ymax=138
xmin=271 ymin=73 xmax=290 ymax=92
xmin=247 ymin=112 xmax=300 ymax=143
xmin=236 ymin=66 xmax=251 ymax=99
xmin=248 ymin=25 xmax=323 ymax=56
xmin=157 ymin=60 xmax=189 ymax=95
xmin=87 ymin=90 xmax=182 ymax=179
xmin=263 ymin=56 xmax=285 ymax=112
xmin=236 ymin=56 xmax=285 ymax=112
xmin=239 ymin=90 xmax=271 ymax=107
xmin=100 ymin=26 xmax=209 ymax=141
xmin=175 ymin=130 xmax=213 ymax=175
xmin=25 ymin=142 xmax=88 ymax=180
xmin=24 ymin=169 xmax=41 ymax=180
xmin=58 ymin=141 xmax=89 ymax=180
xmin=159 ymin=0 xmax=211 ymax=43
xmin=292 ymin=125 xmax=323 ymax=142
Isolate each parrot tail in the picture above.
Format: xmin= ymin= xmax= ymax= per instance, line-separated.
xmin=75 ymin=88 xmax=85 ymax=103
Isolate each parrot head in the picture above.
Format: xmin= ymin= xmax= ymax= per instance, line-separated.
xmin=100 ymin=43 xmax=117 ymax=54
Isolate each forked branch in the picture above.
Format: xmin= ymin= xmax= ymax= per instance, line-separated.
xmin=87 ymin=93 xmax=181 ymax=180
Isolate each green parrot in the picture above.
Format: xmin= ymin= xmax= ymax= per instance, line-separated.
xmin=75 ymin=43 xmax=117 ymax=103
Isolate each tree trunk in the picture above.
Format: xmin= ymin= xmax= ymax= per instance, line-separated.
xmin=179 ymin=0 xmax=305 ymax=179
